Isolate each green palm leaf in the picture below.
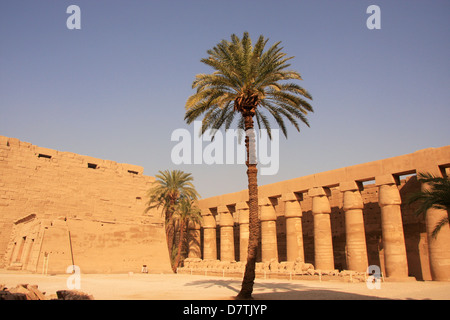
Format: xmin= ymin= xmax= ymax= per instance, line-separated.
xmin=407 ymin=172 xmax=450 ymax=238
xmin=185 ymin=31 xmax=313 ymax=137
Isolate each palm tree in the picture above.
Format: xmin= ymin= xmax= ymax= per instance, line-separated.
xmin=407 ymin=172 xmax=450 ymax=238
xmin=171 ymin=198 xmax=203 ymax=271
xmin=184 ymin=32 xmax=313 ymax=299
xmin=145 ymin=170 xmax=200 ymax=270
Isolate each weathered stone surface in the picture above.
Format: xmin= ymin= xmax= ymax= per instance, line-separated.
xmin=0 ymin=135 xmax=172 ymax=274
xmin=0 ymin=284 xmax=47 ymax=300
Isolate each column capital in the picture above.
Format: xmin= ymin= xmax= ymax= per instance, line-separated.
xmin=308 ymin=187 xmax=329 ymax=198
xmin=238 ymin=211 xmax=249 ymax=224
xmin=339 ymin=181 xmax=361 ymax=192
xmin=375 ymin=174 xmax=397 ymax=187
xmin=281 ymin=192 xmax=299 ymax=202
xmin=284 ymin=198 xmax=302 ymax=218
xmin=220 ymin=215 xmax=234 ymax=227
xmin=236 ymin=202 xmax=249 ymax=211
xmin=416 ymin=166 xmax=443 ymax=177
xmin=378 ymin=183 xmax=401 ymax=206
xmin=217 ymin=205 xmax=229 ymax=214
xmin=258 ymin=197 xmax=273 ymax=206
xmin=310 ymin=188 xmax=331 ymax=215
xmin=217 ymin=206 xmax=234 ymax=227
xmin=259 ymin=197 xmax=277 ymax=221
xmin=342 ymin=189 xmax=364 ymax=211
xmin=202 ymin=215 xmax=216 ymax=229
xmin=236 ymin=202 xmax=250 ymax=224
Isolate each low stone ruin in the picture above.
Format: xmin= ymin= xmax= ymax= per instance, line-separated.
xmin=178 ymin=258 xmax=368 ymax=282
xmin=0 ymin=284 xmax=93 ymax=300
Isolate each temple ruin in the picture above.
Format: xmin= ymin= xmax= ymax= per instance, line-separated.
xmin=1 ymin=135 xmax=449 ymax=282
xmin=184 ymin=146 xmax=450 ymax=281
xmin=0 ymin=135 xmax=172 ymax=274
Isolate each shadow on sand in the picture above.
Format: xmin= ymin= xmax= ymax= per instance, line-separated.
xmin=183 ymin=278 xmax=392 ymax=300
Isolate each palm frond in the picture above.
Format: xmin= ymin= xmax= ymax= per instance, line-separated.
xmin=407 ymin=172 xmax=450 ymax=215
xmin=431 ymin=217 xmax=449 ymax=239
xmin=145 ymin=170 xmax=200 ymax=218
xmin=406 ymin=172 xmax=450 ymax=238
xmin=185 ymin=31 xmax=313 ymax=140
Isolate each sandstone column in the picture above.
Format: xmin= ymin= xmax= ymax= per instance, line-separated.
xmin=282 ymin=192 xmax=305 ymax=262
xmin=259 ymin=198 xmax=278 ymax=262
xmin=376 ymin=175 xmax=408 ymax=279
xmin=201 ymin=211 xmax=217 ymax=260
xmin=309 ymin=187 xmax=334 ymax=270
xmin=340 ymin=181 xmax=369 ymax=272
xmin=236 ymin=202 xmax=249 ymax=263
xmin=218 ymin=206 xmax=235 ymax=262
xmin=419 ymin=169 xmax=450 ymax=280
xmin=187 ymin=221 xmax=201 ymax=259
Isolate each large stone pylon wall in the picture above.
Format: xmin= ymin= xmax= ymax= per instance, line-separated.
xmin=0 ymin=135 xmax=172 ymax=274
xmin=194 ymin=146 xmax=450 ymax=281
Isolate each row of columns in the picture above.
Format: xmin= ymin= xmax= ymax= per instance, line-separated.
xmin=193 ymin=174 xmax=449 ymax=280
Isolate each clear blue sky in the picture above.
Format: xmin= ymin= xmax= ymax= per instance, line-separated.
xmin=1 ymin=0 xmax=449 ymax=198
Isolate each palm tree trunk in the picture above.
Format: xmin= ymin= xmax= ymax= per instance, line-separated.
xmin=166 ymin=199 xmax=177 ymax=271
xmin=237 ymin=112 xmax=260 ymax=300
xmin=174 ymin=219 xmax=185 ymax=273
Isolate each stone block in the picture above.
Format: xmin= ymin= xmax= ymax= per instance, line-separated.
xmin=236 ymin=202 xmax=249 ymax=211
xmin=6 ymin=284 xmax=47 ymax=300
xmin=260 ymin=200 xmax=277 ymax=221
xmin=217 ymin=205 xmax=229 ymax=214
xmin=378 ymin=184 xmax=401 ymax=206
xmin=375 ymin=174 xmax=397 ymax=186
xmin=238 ymin=208 xmax=249 ymax=224
xmin=284 ymin=199 xmax=302 ymax=218
xmin=220 ymin=213 xmax=234 ymax=227
xmin=0 ymin=290 xmax=27 ymax=300
xmin=342 ymin=190 xmax=364 ymax=211
xmin=281 ymin=192 xmax=298 ymax=202
xmin=308 ymin=187 xmax=327 ymax=198
xmin=339 ymin=181 xmax=361 ymax=192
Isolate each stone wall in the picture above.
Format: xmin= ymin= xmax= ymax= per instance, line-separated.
xmin=0 ymin=135 xmax=172 ymax=274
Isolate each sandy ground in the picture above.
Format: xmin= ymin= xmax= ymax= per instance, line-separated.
xmin=1 ymin=270 xmax=450 ymax=300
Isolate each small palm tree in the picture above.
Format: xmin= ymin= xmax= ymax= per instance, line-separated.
xmin=407 ymin=172 xmax=450 ymax=238
xmin=171 ymin=198 xmax=203 ymax=271
xmin=145 ymin=170 xmax=200 ymax=270
xmin=184 ymin=32 xmax=313 ymax=299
